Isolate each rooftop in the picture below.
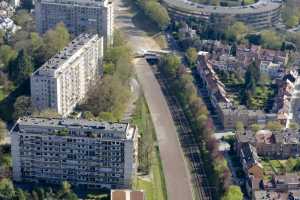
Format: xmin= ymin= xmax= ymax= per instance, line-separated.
xmin=111 ymin=190 xmax=144 ymax=200
xmin=236 ymin=129 xmax=300 ymax=145
xmin=163 ymin=0 xmax=281 ymax=15
xmin=37 ymin=0 xmax=108 ymax=7
xmin=12 ymin=117 xmax=136 ymax=140
xmin=32 ymin=33 xmax=99 ymax=77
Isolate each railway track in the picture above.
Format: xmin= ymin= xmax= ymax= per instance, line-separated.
xmin=153 ymin=69 xmax=214 ymax=200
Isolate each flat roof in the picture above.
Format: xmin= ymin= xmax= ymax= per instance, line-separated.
xmin=38 ymin=0 xmax=107 ymax=7
xmin=16 ymin=117 xmax=128 ymax=131
xmin=163 ymin=0 xmax=281 ymax=15
xmin=32 ymin=33 xmax=99 ymax=77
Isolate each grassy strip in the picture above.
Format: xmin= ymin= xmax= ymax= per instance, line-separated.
xmin=132 ymin=96 xmax=167 ymax=200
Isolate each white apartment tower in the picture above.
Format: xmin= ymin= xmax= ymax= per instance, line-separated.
xmin=31 ymin=34 xmax=103 ymax=117
xmin=35 ymin=0 xmax=114 ymax=46
xmin=11 ymin=117 xmax=138 ymax=189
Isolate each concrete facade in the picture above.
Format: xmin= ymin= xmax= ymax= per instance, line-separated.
xmin=35 ymin=0 xmax=114 ymax=46
xmin=11 ymin=117 xmax=138 ymax=189
xmin=31 ymin=33 xmax=103 ymax=117
xmin=163 ymin=0 xmax=282 ymax=29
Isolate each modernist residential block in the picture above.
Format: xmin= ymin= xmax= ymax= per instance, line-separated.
xmin=35 ymin=0 xmax=114 ymax=46
xmin=31 ymin=33 xmax=103 ymax=117
xmin=11 ymin=117 xmax=138 ymax=189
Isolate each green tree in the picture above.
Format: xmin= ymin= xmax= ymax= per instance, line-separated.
xmin=144 ymin=1 xmax=170 ymax=30
xmin=289 ymin=122 xmax=299 ymax=130
xmin=13 ymin=10 xmax=34 ymax=32
xmin=251 ymin=124 xmax=261 ymax=132
xmin=0 ymin=179 xmax=15 ymax=199
xmin=225 ymin=22 xmax=248 ymax=42
xmin=13 ymin=96 xmax=33 ymax=120
xmin=186 ymin=47 xmax=198 ymax=66
xmin=261 ymin=30 xmax=283 ymax=49
xmin=0 ymin=45 xmax=17 ymax=69
xmin=235 ymin=121 xmax=245 ymax=133
xmin=15 ymin=188 xmax=27 ymax=200
xmin=0 ymin=120 xmax=6 ymax=143
xmin=286 ymin=15 xmax=299 ymax=28
xmin=221 ymin=185 xmax=243 ymax=200
xmin=266 ymin=121 xmax=283 ymax=131
xmin=43 ymin=23 xmax=70 ymax=59
xmin=159 ymin=54 xmax=181 ymax=78
xmin=8 ymin=49 xmax=33 ymax=84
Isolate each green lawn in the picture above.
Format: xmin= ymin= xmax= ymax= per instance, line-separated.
xmin=134 ymin=149 xmax=166 ymax=200
xmin=132 ymin=97 xmax=167 ymax=200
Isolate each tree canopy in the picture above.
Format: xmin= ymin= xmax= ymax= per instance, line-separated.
xmin=8 ymin=49 xmax=33 ymax=84
xmin=221 ymin=185 xmax=243 ymax=200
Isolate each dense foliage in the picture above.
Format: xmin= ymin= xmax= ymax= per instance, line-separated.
xmin=135 ymin=0 xmax=170 ymax=30
xmin=79 ymin=30 xmax=133 ymax=121
xmin=158 ymin=54 xmax=236 ymax=199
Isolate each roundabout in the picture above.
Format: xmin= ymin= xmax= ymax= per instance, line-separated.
xmin=162 ymin=0 xmax=282 ymax=29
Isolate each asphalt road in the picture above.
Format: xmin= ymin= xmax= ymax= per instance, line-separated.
xmin=113 ymin=1 xmax=194 ymax=199
xmin=135 ymin=59 xmax=194 ymax=200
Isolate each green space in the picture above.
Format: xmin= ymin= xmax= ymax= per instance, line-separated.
xmin=132 ymin=97 xmax=167 ymax=200
xmin=261 ymin=158 xmax=300 ymax=180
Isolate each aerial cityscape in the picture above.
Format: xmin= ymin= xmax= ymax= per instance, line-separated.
xmin=0 ymin=0 xmax=299 ymax=199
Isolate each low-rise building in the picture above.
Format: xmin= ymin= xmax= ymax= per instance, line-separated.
xmin=11 ymin=117 xmax=139 ymax=189
xmin=259 ymin=61 xmax=284 ymax=78
xmin=0 ymin=16 xmax=18 ymax=33
xmin=253 ymin=190 xmax=300 ymax=200
xmin=111 ymin=190 xmax=145 ymax=200
xmin=236 ymin=129 xmax=300 ymax=159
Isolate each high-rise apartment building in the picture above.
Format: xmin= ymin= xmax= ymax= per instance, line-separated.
xmin=11 ymin=117 xmax=138 ymax=189
xmin=35 ymin=0 xmax=114 ymax=46
xmin=31 ymin=33 xmax=103 ymax=117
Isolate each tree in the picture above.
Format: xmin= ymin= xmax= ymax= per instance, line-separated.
xmin=159 ymin=54 xmax=181 ymax=78
xmin=251 ymin=124 xmax=261 ymax=132
xmin=13 ymin=10 xmax=34 ymax=32
xmin=266 ymin=121 xmax=283 ymax=131
xmin=144 ymin=1 xmax=170 ymax=30
xmin=82 ymin=111 xmax=95 ymax=120
xmin=186 ymin=47 xmax=198 ymax=66
xmin=13 ymin=96 xmax=33 ymax=120
xmin=289 ymin=122 xmax=299 ymax=130
xmin=230 ymin=43 xmax=237 ymax=56
xmin=0 ymin=120 xmax=6 ymax=143
xmin=81 ymin=76 xmax=130 ymax=120
xmin=43 ymin=23 xmax=70 ymax=59
xmin=225 ymin=22 xmax=248 ymax=42
xmin=113 ymin=29 xmax=126 ymax=47
xmin=221 ymin=185 xmax=243 ymax=200
xmin=261 ymin=30 xmax=283 ymax=49
xmin=0 ymin=179 xmax=15 ymax=199
xmin=8 ymin=49 xmax=33 ymax=84
xmin=0 ymin=45 xmax=17 ymax=69
xmin=235 ymin=121 xmax=245 ymax=133
xmin=32 ymin=109 xmax=61 ymax=118
xmin=286 ymin=15 xmax=299 ymax=28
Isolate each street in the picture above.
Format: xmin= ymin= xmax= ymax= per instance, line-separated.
xmin=114 ymin=1 xmax=195 ymax=199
